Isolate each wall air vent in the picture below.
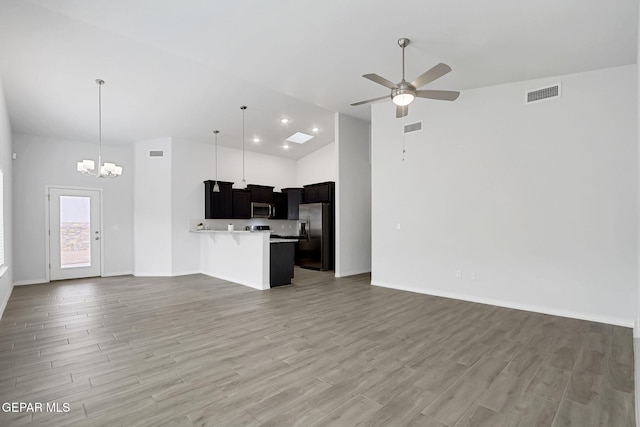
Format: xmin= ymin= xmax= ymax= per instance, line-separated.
xmin=526 ymin=83 xmax=561 ymax=104
xmin=149 ymin=150 xmax=164 ymax=157
xmin=403 ymin=121 xmax=423 ymax=134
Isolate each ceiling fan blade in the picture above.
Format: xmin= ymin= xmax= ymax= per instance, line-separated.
xmin=410 ymin=63 xmax=452 ymax=89
xmin=396 ymin=105 xmax=408 ymax=118
xmin=363 ymin=73 xmax=398 ymax=90
xmin=350 ymin=95 xmax=390 ymax=106
xmin=415 ymin=90 xmax=460 ymax=101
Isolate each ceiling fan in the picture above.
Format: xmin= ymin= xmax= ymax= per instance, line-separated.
xmin=351 ymin=38 xmax=460 ymax=118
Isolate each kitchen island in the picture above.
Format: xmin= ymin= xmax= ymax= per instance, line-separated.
xmin=196 ymin=230 xmax=296 ymax=290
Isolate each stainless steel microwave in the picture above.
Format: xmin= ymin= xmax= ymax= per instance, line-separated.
xmin=251 ymin=202 xmax=275 ymax=219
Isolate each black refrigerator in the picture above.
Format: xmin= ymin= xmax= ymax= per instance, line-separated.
xmin=297 ymin=202 xmax=333 ymax=271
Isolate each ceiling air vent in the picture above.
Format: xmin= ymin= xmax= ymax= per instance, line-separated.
xmin=149 ymin=150 xmax=164 ymax=157
xmin=526 ymin=83 xmax=561 ymax=104
xmin=404 ymin=121 xmax=423 ymax=134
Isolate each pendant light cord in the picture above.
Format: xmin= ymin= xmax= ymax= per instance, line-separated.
xmin=242 ymin=106 xmax=246 ymax=181
xmin=97 ymin=79 xmax=103 ymax=165
xmin=402 ymin=107 xmax=407 ymax=161
xmin=214 ymin=130 xmax=219 ymax=182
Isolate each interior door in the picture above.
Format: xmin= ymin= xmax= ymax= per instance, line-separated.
xmin=49 ymin=187 xmax=101 ymax=280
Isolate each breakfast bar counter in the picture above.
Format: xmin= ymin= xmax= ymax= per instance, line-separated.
xmin=197 ymin=230 xmax=271 ymax=290
xmin=195 ymin=230 xmax=297 ymax=290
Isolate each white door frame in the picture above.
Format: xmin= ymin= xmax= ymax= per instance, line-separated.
xmin=45 ymin=185 xmax=104 ymax=282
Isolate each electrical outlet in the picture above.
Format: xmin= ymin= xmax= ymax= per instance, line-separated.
xmin=396 ymin=224 xmax=401 ymax=230
xmin=456 ymin=270 xmax=462 ymax=279
xmin=471 ymin=272 xmax=476 ymax=280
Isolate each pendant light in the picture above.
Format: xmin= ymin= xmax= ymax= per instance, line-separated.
xmin=212 ymin=130 xmax=220 ymax=192
xmin=239 ymin=105 xmax=247 ymax=189
xmin=76 ymin=79 xmax=123 ymax=177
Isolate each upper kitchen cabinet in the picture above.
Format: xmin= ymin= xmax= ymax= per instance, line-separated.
xmin=232 ymin=189 xmax=251 ymax=219
xmin=303 ymin=181 xmax=335 ymax=204
xmin=282 ymin=188 xmax=304 ymax=220
xmin=272 ymin=192 xmax=288 ymax=220
xmin=204 ymin=180 xmax=233 ymax=219
xmin=247 ymin=184 xmax=275 ymax=203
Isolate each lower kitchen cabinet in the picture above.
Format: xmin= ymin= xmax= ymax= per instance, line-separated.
xmin=270 ymin=242 xmax=295 ymax=287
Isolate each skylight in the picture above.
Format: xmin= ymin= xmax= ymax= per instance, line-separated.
xmin=286 ymin=132 xmax=314 ymax=144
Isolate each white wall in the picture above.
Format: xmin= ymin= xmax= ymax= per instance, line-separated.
xmin=0 ymin=78 xmax=13 ymax=317
xmin=296 ymin=142 xmax=336 ymax=187
xmin=216 ymin=145 xmax=297 ymax=191
xmin=335 ymin=113 xmax=371 ymax=277
xmin=136 ymin=139 xmax=299 ymax=277
xmin=371 ymin=65 xmax=637 ymax=326
xmin=636 ymin=6 xmax=640 ymax=337
xmin=172 ymin=138 xmax=213 ymax=275
xmin=133 ymin=137 xmax=172 ymax=276
xmin=12 ymin=134 xmax=134 ymax=284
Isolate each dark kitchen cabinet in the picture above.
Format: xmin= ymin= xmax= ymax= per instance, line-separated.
xmin=282 ymin=188 xmax=303 ymax=220
xmin=272 ymin=192 xmax=288 ymax=220
xmin=247 ymin=184 xmax=275 ymax=203
xmin=303 ymin=181 xmax=334 ymax=204
xmin=232 ymin=189 xmax=251 ymax=219
xmin=270 ymin=241 xmax=295 ymax=287
xmin=204 ymin=180 xmax=233 ymax=219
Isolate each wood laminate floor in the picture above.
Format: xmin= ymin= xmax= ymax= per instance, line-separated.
xmin=0 ymin=269 xmax=634 ymax=426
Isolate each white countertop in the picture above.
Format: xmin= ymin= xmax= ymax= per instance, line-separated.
xmin=191 ymin=229 xmax=269 ymax=234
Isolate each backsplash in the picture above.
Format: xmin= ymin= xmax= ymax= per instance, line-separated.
xmin=189 ymin=218 xmax=299 ymax=234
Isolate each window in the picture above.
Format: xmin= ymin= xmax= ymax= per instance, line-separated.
xmin=0 ymin=170 xmax=4 ymax=270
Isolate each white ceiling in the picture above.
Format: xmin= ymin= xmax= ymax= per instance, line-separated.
xmin=0 ymin=0 xmax=637 ymax=159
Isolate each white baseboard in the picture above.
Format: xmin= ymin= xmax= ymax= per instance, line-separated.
xmin=13 ymin=279 xmax=48 ymax=286
xmin=133 ymin=270 xmax=201 ymax=278
xmin=132 ymin=272 xmax=174 ymax=277
xmin=102 ymin=271 xmax=133 ymax=277
xmin=201 ymin=272 xmax=268 ymax=291
xmin=335 ymin=268 xmax=371 ymax=278
xmin=634 ymin=339 xmax=640 ymax=427
xmin=371 ymin=280 xmax=634 ymax=328
xmin=0 ymin=284 xmax=13 ymax=320
xmin=171 ymin=270 xmax=201 ymax=277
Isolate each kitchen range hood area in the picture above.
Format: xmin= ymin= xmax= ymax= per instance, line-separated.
xmin=192 ymin=181 xmax=335 ymax=290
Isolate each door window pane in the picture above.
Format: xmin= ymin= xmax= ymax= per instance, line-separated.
xmin=59 ymin=196 xmax=91 ymax=268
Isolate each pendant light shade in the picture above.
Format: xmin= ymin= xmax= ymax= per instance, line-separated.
xmin=212 ymin=130 xmax=220 ymax=193
xmin=239 ymin=105 xmax=247 ymax=189
xmin=76 ymin=79 xmax=123 ymax=178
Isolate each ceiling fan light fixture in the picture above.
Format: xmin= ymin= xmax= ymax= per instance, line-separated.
xmin=392 ymin=90 xmax=415 ymax=106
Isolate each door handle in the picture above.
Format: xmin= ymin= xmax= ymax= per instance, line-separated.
xmin=95 ymin=237 xmax=100 ymax=240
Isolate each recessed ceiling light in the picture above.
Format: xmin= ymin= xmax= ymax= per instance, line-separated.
xmin=253 ymin=138 xmax=260 ymax=143
xmin=286 ymin=132 xmax=314 ymax=144
xmin=283 ymin=144 xmax=290 ymax=150
xmin=312 ymin=127 xmax=319 ymax=132
xmin=280 ymin=118 xmax=289 ymax=124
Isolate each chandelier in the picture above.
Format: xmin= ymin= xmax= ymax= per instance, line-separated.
xmin=76 ymin=79 xmax=123 ymax=177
